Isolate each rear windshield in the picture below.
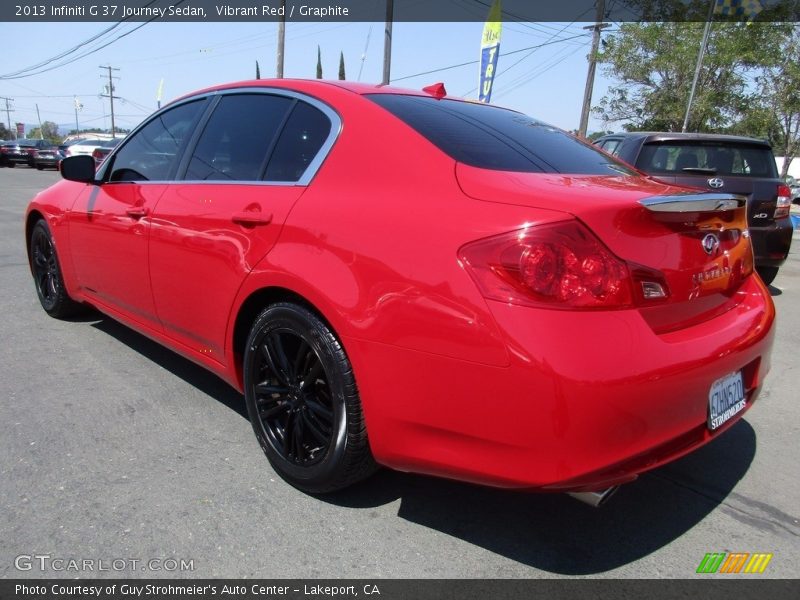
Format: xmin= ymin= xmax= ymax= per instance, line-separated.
xmin=637 ymin=141 xmax=778 ymax=178
xmin=367 ymin=94 xmax=636 ymax=175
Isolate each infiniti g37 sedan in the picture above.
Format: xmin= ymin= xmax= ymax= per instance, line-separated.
xmin=25 ymin=80 xmax=775 ymax=505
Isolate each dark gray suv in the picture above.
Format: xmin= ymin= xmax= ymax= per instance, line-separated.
xmin=595 ymin=132 xmax=793 ymax=285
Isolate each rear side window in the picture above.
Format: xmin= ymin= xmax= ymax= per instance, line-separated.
xmin=265 ymin=101 xmax=332 ymax=182
xmin=186 ymin=94 xmax=294 ymax=181
xmin=598 ymin=139 xmax=622 ymax=156
xmin=637 ymin=142 xmax=778 ymax=178
xmin=367 ymin=94 xmax=635 ymax=175
xmin=109 ymin=100 xmax=205 ymax=182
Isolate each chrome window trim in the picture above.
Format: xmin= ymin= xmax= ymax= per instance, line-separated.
xmin=98 ymin=86 xmax=342 ymax=186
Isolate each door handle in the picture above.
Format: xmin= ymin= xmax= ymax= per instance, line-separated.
xmin=232 ymin=212 xmax=273 ymax=226
xmin=126 ymin=206 xmax=149 ymax=219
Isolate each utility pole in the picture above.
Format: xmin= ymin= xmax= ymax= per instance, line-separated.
xmin=578 ymin=0 xmax=609 ymax=138
xmin=0 ymin=96 xmax=14 ymax=138
xmin=35 ymin=104 xmax=44 ymax=139
xmin=74 ymin=97 xmax=81 ymax=132
xmin=682 ymin=0 xmax=716 ymax=132
xmin=382 ymin=0 xmax=393 ymax=85
xmin=276 ymin=0 xmax=286 ymax=78
xmin=100 ymin=65 xmax=120 ymax=138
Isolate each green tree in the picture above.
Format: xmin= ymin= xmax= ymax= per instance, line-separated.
xmin=0 ymin=123 xmax=10 ymax=140
xmin=338 ymin=51 xmax=346 ymax=80
xmin=316 ymin=46 xmax=322 ymax=79
xmin=595 ymin=21 xmax=781 ymax=132
xmin=28 ymin=121 xmax=61 ymax=144
xmin=737 ymin=26 xmax=800 ymax=178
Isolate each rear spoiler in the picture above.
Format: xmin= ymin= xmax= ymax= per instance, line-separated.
xmin=639 ymin=193 xmax=746 ymax=213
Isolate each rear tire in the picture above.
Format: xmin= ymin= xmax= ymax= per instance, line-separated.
xmin=757 ymin=266 xmax=779 ymax=286
xmin=243 ymin=302 xmax=377 ymax=494
xmin=29 ymin=220 xmax=82 ymax=318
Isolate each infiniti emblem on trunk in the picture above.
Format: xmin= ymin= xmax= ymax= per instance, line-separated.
xmin=702 ymin=233 xmax=721 ymax=255
xmin=708 ymin=177 xmax=724 ymax=189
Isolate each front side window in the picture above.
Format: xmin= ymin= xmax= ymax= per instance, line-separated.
xmin=185 ymin=94 xmax=294 ymax=181
xmin=109 ymin=100 xmax=205 ymax=182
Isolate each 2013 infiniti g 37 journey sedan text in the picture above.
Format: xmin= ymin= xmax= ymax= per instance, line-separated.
xmin=26 ymin=80 xmax=775 ymax=506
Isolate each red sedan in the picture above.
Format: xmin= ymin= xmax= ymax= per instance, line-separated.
xmin=25 ymin=80 xmax=774 ymax=505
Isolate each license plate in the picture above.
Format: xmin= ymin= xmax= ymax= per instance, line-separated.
xmin=708 ymin=370 xmax=745 ymax=430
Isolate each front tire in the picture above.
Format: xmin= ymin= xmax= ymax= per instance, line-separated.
xmin=243 ymin=302 xmax=376 ymax=493
xmin=29 ymin=220 xmax=82 ymax=318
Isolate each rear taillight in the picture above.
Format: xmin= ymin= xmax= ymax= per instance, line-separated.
xmin=459 ymin=220 xmax=668 ymax=310
xmin=775 ymin=184 xmax=791 ymax=219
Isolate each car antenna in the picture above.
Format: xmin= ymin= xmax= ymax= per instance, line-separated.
xmin=422 ymin=83 xmax=447 ymax=99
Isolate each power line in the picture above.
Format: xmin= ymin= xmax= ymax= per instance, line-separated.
xmin=461 ymin=15 xmax=591 ymax=97
xmin=390 ymin=33 xmax=588 ymax=83
xmin=0 ymin=1 xmax=184 ymax=81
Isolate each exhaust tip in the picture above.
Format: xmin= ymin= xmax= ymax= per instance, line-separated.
xmin=567 ymin=486 xmax=620 ymax=507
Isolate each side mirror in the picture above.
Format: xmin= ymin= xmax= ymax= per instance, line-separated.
xmin=60 ymin=155 xmax=97 ymax=183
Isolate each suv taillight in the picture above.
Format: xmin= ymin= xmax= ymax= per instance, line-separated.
xmin=459 ymin=220 xmax=668 ymax=310
xmin=775 ymin=184 xmax=791 ymax=219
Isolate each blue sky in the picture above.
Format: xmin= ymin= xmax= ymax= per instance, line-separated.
xmin=0 ymin=20 xmax=616 ymax=136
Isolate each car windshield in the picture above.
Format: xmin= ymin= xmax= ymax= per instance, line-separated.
xmin=636 ymin=141 xmax=778 ymax=178
xmin=367 ymin=94 xmax=636 ymax=175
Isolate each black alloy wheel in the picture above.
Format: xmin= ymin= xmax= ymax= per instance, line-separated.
xmin=29 ymin=220 xmax=81 ymax=318
xmin=244 ymin=303 xmax=376 ymax=493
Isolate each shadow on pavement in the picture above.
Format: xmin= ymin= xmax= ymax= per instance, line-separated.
xmin=768 ymin=285 xmax=782 ymax=296
xmin=89 ymin=314 xmax=756 ymax=575
xmin=90 ymin=317 xmax=248 ymax=420
xmin=322 ymin=421 xmax=756 ymax=575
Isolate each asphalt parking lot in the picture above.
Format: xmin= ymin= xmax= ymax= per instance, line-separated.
xmin=1 ymin=165 xmax=799 ymax=579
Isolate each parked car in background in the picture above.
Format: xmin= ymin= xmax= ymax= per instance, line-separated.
xmin=63 ymin=138 xmax=109 ymax=158
xmin=91 ymin=138 xmax=122 ymax=165
xmin=33 ymin=147 xmax=65 ymax=170
xmin=595 ymin=132 xmax=793 ymax=285
xmin=26 ymin=80 xmax=776 ymax=504
xmin=59 ymin=138 xmax=87 ymax=154
xmin=786 ymin=175 xmax=800 ymax=204
xmin=0 ymin=139 xmax=52 ymax=167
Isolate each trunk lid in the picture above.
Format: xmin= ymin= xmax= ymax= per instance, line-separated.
xmin=456 ymin=164 xmax=754 ymax=332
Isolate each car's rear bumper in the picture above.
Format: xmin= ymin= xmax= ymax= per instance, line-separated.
xmin=4 ymin=153 xmax=34 ymax=164
xmin=751 ymin=217 xmax=794 ymax=267
xmin=348 ymin=274 xmax=775 ymax=491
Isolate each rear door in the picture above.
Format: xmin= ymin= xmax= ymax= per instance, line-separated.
xmin=149 ymin=91 xmax=338 ymax=361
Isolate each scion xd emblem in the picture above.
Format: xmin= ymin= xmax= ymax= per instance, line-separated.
xmin=702 ymin=233 xmax=721 ymax=256
xmin=708 ymin=177 xmax=724 ymax=189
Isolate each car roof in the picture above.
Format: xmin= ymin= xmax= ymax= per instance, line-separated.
xmin=598 ymin=131 xmax=771 ymax=147
xmin=170 ymin=78 xmax=471 ymax=110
